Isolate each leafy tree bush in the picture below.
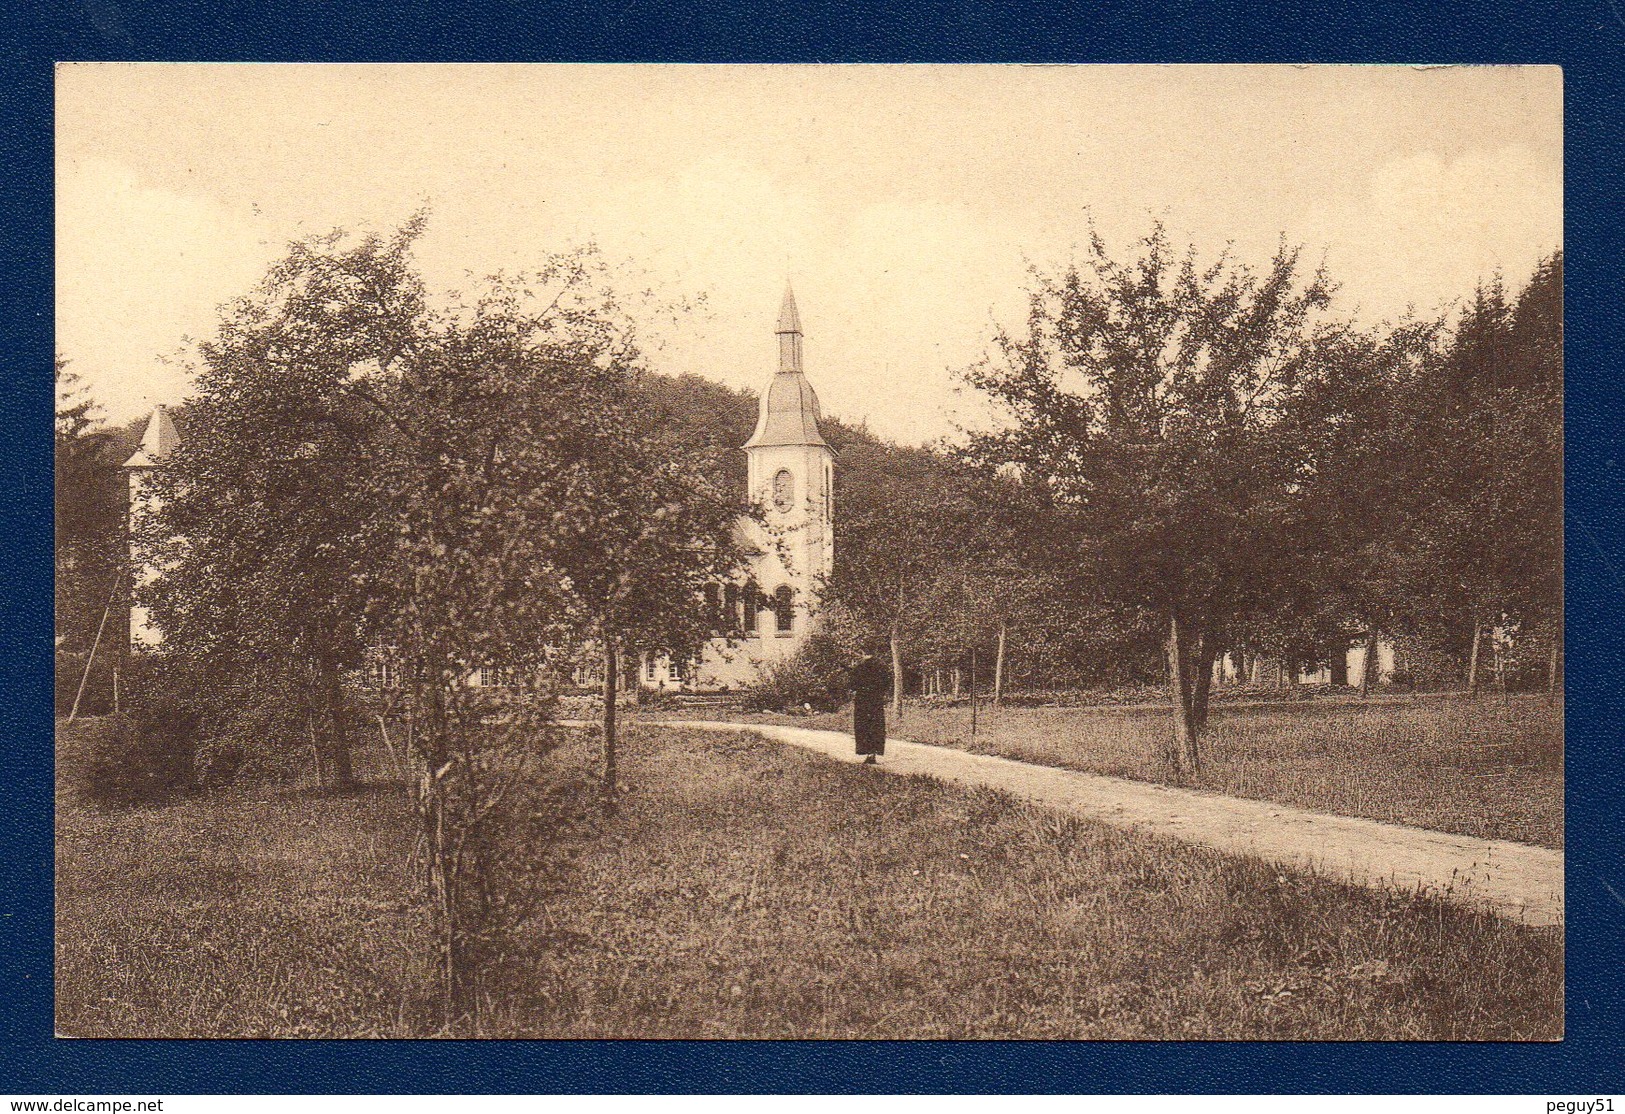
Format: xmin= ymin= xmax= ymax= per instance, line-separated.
xmin=70 ymin=656 xmax=199 ymax=807
xmin=742 ymin=606 xmax=870 ymax=713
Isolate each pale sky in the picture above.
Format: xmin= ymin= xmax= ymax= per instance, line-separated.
xmin=56 ymin=64 xmax=1562 ymax=445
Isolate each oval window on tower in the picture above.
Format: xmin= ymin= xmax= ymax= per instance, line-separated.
xmin=772 ymin=468 xmax=794 ymax=511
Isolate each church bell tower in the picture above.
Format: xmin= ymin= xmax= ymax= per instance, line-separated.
xmin=743 ymin=286 xmax=835 ymax=637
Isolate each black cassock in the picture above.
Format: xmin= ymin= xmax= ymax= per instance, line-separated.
xmin=849 ymin=656 xmax=891 ymax=756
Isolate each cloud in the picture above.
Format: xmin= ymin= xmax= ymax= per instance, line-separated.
xmin=1305 ymin=146 xmax=1561 ymax=321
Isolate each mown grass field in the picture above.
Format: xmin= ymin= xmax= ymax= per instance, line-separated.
xmin=57 ymin=718 xmax=1561 ymax=1039
xmin=56 ymin=722 xmax=439 ymax=1037
xmin=726 ymin=695 xmax=1563 ymax=848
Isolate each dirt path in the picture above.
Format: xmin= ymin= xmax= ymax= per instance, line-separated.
xmin=651 ymin=719 xmax=1564 ymax=927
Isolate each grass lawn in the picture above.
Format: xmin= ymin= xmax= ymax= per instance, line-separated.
xmin=56 ymin=720 xmax=439 ymax=1038
xmin=58 ymin=718 xmax=1561 ymax=1039
xmin=721 ymin=695 xmax=1563 ymax=849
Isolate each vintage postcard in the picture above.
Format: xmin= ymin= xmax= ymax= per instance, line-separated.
xmin=54 ymin=63 xmax=1562 ymax=1040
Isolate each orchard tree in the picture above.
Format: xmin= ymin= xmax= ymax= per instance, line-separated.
xmin=962 ymin=224 xmax=1335 ymax=772
xmin=358 ymin=251 xmax=748 ymax=1007
xmin=822 ymin=440 xmax=1011 ymax=714
xmin=137 ymin=222 xmax=424 ymax=786
xmin=547 ymin=405 xmax=749 ymax=814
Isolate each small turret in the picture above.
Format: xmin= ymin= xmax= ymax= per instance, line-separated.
xmin=125 ymin=405 xmax=180 ymax=649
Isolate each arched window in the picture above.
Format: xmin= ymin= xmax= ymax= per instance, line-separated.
xmin=743 ymin=580 xmax=760 ymax=634
xmin=773 ymin=585 xmax=794 ymax=634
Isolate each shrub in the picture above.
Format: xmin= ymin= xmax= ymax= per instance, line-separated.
xmin=69 ymin=655 xmax=200 ymax=807
xmin=743 ymin=654 xmax=839 ymax=714
xmin=200 ymin=678 xmax=318 ymax=787
xmin=742 ymin=609 xmax=871 ymax=713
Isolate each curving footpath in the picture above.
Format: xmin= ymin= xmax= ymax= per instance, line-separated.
xmin=649 ymin=719 xmax=1564 ymax=927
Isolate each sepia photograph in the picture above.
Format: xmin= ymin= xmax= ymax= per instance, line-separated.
xmin=53 ymin=63 xmax=1563 ymax=1040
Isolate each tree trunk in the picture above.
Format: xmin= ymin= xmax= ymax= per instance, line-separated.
xmin=890 ymin=624 xmax=904 ymax=718
xmin=1163 ymin=610 xmax=1200 ymax=773
xmin=306 ymin=714 xmax=326 ymax=789
xmin=1359 ymin=630 xmax=1379 ymax=696
xmin=1494 ymin=635 xmax=1509 ymax=705
xmin=1329 ymin=647 xmax=1348 ymax=688
xmin=601 ymin=638 xmax=618 ymax=815
xmin=970 ymin=644 xmax=978 ymax=737
xmin=1467 ymin=614 xmax=1483 ymax=697
xmin=952 ymin=667 xmax=961 ymax=699
xmin=1189 ymin=634 xmax=1216 ymax=733
xmin=993 ymin=622 xmax=1007 ymax=706
xmin=324 ymin=667 xmax=354 ymax=788
xmin=326 ymin=726 xmax=354 ymax=788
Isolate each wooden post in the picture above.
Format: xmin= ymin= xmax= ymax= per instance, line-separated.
xmin=993 ymin=623 xmax=1006 ymax=706
xmin=890 ymin=625 xmax=904 ymax=720
xmin=970 ymin=644 xmax=978 ymax=738
xmin=601 ymin=638 xmax=618 ymax=815
xmin=1494 ymin=635 xmax=1509 ymax=706
xmin=1467 ymin=614 xmax=1483 ymax=697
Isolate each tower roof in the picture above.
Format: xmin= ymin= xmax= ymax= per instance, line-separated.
xmin=745 ymin=372 xmax=827 ymax=448
xmin=124 ymin=405 xmax=180 ymax=469
xmin=776 ymin=284 xmax=803 ymax=334
xmin=746 ymin=286 xmax=828 ymax=449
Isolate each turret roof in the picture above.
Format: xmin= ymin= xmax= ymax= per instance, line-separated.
xmin=124 ymin=405 xmax=180 ymax=468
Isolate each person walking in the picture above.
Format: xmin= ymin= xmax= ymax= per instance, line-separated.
xmin=849 ymin=652 xmax=891 ymax=763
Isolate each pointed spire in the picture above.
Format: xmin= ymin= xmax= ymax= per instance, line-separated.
xmin=124 ymin=404 xmax=181 ymax=469
xmin=776 ymin=284 xmax=802 ymax=335
xmin=775 ymin=284 xmax=804 ymax=375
